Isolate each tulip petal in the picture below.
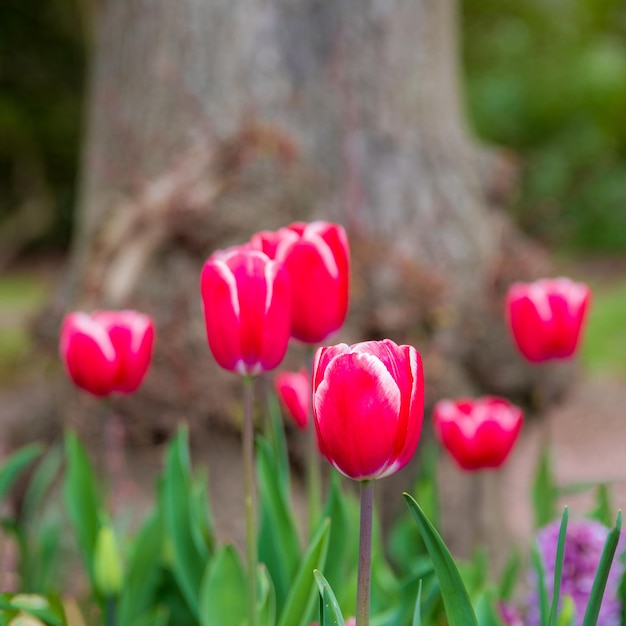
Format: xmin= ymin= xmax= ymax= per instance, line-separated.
xmin=314 ymin=351 xmax=401 ymax=479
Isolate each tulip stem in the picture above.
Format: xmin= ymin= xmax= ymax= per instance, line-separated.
xmin=243 ymin=376 xmax=257 ymax=626
xmin=356 ymin=479 xmax=374 ymax=626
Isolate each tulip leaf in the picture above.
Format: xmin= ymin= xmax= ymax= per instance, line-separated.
xmin=582 ymin=510 xmax=622 ymax=626
xmin=548 ymin=507 xmax=569 ymax=626
xmin=411 ymin=579 xmax=423 ymax=626
xmin=0 ymin=442 xmax=43 ymax=503
xmin=257 ymin=436 xmax=301 ymax=613
xmin=63 ymin=432 xmax=103 ymax=581
xmin=403 ymin=493 xmax=479 ymax=626
xmin=21 ymin=443 xmax=63 ymax=523
xmin=266 ymin=383 xmax=291 ymax=494
xmin=257 ymin=563 xmax=277 ymax=626
xmin=591 ymin=484 xmax=613 ymax=527
xmin=199 ymin=545 xmax=247 ymax=626
xmin=533 ymin=448 xmax=558 ymax=529
xmin=117 ymin=512 xmax=163 ymax=625
xmin=314 ymin=569 xmax=345 ymax=626
xmin=278 ymin=518 xmax=330 ymax=626
xmin=319 ymin=471 xmax=350 ymax=593
xmin=498 ymin=550 xmax=521 ymax=602
xmin=163 ymin=425 xmax=208 ymax=620
xmin=474 ymin=592 xmax=506 ymax=626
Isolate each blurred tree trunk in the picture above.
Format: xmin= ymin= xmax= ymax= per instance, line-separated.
xmin=52 ymin=0 xmax=564 ymax=559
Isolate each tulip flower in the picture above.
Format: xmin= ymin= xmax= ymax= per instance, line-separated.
xmin=250 ymin=221 xmax=350 ymax=344
xmin=60 ymin=310 xmax=154 ymax=397
xmin=312 ymin=339 xmax=424 ymax=481
xmin=200 ymin=247 xmax=291 ymax=376
xmin=433 ymin=396 xmax=523 ymax=471
xmin=274 ymin=369 xmax=311 ymax=429
xmin=505 ymin=277 xmax=591 ymax=363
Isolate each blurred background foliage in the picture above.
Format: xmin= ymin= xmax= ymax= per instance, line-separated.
xmin=0 ymin=0 xmax=625 ymax=256
xmin=462 ymin=0 xmax=626 ymax=251
xmin=0 ymin=0 xmax=86 ymax=256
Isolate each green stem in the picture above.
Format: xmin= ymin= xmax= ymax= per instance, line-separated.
xmin=356 ymin=480 xmax=374 ymax=626
xmin=104 ymin=596 xmax=116 ymax=626
xmin=307 ymin=416 xmax=322 ymax=536
xmin=243 ymin=376 xmax=257 ymax=626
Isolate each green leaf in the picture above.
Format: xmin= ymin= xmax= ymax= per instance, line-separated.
xmin=319 ymin=472 xmax=350 ymax=593
xmin=190 ymin=468 xmax=216 ymax=557
xmin=548 ymin=508 xmax=569 ymax=626
xmin=533 ymin=448 xmax=558 ymax=529
xmin=582 ymin=510 xmax=623 ymax=626
xmin=278 ymin=518 xmax=331 ymax=626
xmin=498 ymin=550 xmax=521 ymax=602
xmin=591 ymin=484 xmax=613 ymax=527
xmin=117 ymin=512 xmax=163 ymax=625
xmin=257 ymin=436 xmax=301 ymax=613
xmin=412 ymin=579 xmax=423 ymax=626
xmin=21 ymin=444 xmax=63 ymax=523
xmin=403 ymin=493 xmax=479 ymax=626
xmin=199 ymin=546 xmax=247 ymax=626
xmin=162 ymin=426 xmax=208 ymax=620
xmin=474 ymin=592 xmax=505 ymax=626
xmin=257 ymin=564 xmax=277 ymax=626
xmin=314 ymin=570 xmax=345 ymax=626
xmin=63 ymin=432 xmax=103 ymax=581
xmin=532 ymin=544 xmax=550 ymax=626
xmin=0 ymin=442 xmax=43 ymax=503
xmin=266 ymin=382 xmax=291 ymax=494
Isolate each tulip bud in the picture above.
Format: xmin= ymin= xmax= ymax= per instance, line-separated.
xmin=251 ymin=221 xmax=350 ymax=344
xmin=312 ymin=339 xmax=424 ymax=480
xmin=94 ymin=524 xmax=124 ymax=598
xmin=505 ymin=277 xmax=591 ymax=363
xmin=433 ymin=396 xmax=523 ymax=471
xmin=60 ymin=310 xmax=154 ymax=396
xmin=200 ymin=247 xmax=291 ymax=376
xmin=274 ymin=368 xmax=311 ymax=429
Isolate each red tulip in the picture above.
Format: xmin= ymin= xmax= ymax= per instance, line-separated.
xmin=250 ymin=221 xmax=350 ymax=344
xmin=312 ymin=339 xmax=424 ymax=480
xmin=200 ymin=247 xmax=291 ymax=376
xmin=274 ymin=368 xmax=311 ymax=429
xmin=60 ymin=310 xmax=155 ymax=397
xmin=505 ymin=277 xmax=591 ymax=363
xmin=433 ymin=396 xmax=523 ymax=471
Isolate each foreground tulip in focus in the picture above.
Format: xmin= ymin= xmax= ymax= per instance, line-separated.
xmin=505 ymin=277 xmax=591 ymax=363
xmin=312 ymin=339 xmax=424 ymax=481
xmin=200 ymin=246 xmax=291 ymax=376
xmin=250 ymin=221 xmax=350 ymax=344
xmin=433 ymin=396 xmax=523 ymax=470
xmin=59 ymin=310 xmax=155 ymax=396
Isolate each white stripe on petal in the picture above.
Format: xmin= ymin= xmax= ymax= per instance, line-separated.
xmin=212 ymin=259 xmax=240 ymax=317
xmin=71 ymin=313 xmax=117 ymax=362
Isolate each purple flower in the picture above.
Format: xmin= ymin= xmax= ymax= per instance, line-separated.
xmin=528 ymin=518 xmax=626 ymax=626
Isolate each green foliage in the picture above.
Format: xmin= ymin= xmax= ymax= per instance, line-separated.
xmin=462 ymin=0 xmax=626 ymax=251
xmin=582 ymin=282 xmax=626 ymax=374
xmin=403 ymin=493 xmax=479 ymax=626
xmin=0 ymin=0 xmax=85 ymax=249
